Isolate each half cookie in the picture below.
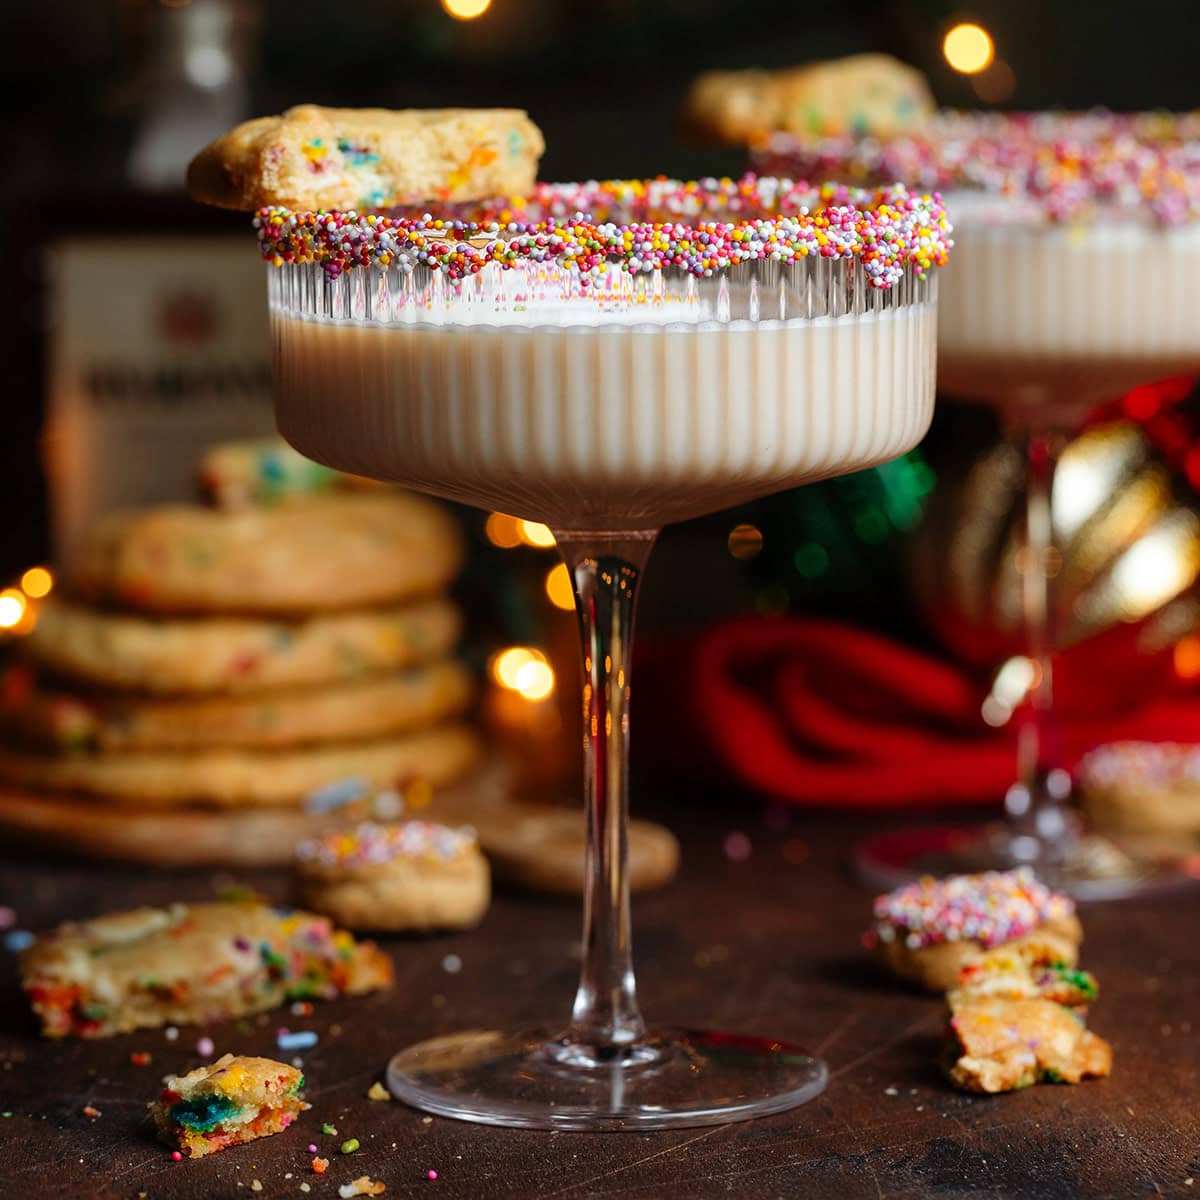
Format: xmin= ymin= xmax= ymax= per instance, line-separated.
xmin=152 ymin=1055 xmax=304 ymax=1158
xmin=188 ymin=105 xmax=544 ymax=211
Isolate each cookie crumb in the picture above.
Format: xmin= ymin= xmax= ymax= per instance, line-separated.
xmin=251 ymin=1181 xmax=263 ymax=1192
xmin=368 ymin=1082 xmax=390 ymax=1101
xmin=312 ymin=1157 xmax=330 ymax=1175
xmin=339 ymin=1178 xmax=386 ymax=1198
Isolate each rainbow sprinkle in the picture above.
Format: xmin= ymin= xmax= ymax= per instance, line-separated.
xmin=253 ymin=175 xmax=951 ymax=288
xmin=752 ymin=111 xmax=1200 ymax=226
xmin=872 ymin=869 xmax=1074 ymax=950
xmin=296 ymin=820 xmax=476 ymax=868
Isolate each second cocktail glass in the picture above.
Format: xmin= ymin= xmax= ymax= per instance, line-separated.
xmin=759 ymin=114 xmax=1200 ymax=897
xmin=257 ymin=177 xmax=949 ymax=1128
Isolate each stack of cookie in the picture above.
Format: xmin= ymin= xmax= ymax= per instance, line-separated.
xmin=0 ymin=440 xmax=481 ymax=860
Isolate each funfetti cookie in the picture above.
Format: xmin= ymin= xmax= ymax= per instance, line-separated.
xmin=71 ymin=491 xmax=463 ymax=615
xmin=946 ymin=996 xmax=1112 ymax=1093
xmin=24 ymin=597 xmax=461 ymax=695
xmin=187 ymin=105 xmax=544 ymax=212
xmin=151 ymin=1054 xmax=304 ymax=1158
xmin=869 ymin=869 xmax=1082 ymax=992
xmin=21 ymin=901 xmax=393 ymax=1038
xmin=295 ymin=821 xmax=490 ymax=931
xmin=3 ymin=661 xmax=473 ymax=752
xmin=0 ymin=723 xmax=481 ymax=808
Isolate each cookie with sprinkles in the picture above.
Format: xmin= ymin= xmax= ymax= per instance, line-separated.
xmin=151 ymin=1054 xmax=304 ymax=1158
xmin=869 ymin=869 xmax=1082 ymax=992
xmin=71 ymin=491 xmax=463 ymax=616
xmin=24 ymin=597 xmax=461 ymax=695
xmin=1078 ymin=740 xmax=1200 ymax=838
xmin=20 ymin=900 xmax=393 ymax=1038
xmin=683 ymin=54 xmax=935 ymax=144
xmin=187 ymin=105 xmax=544 ymax=212
xmin=1 ymin=661 xmax=474 ymax=753
xmin=0 ymin=722 xmax=481 ymax=809
xmin=295 ymin=820 xmax=490 ymax=931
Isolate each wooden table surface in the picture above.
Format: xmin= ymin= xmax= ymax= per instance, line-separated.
xmin=1 ymin=802 xmax=1197 ymax=1200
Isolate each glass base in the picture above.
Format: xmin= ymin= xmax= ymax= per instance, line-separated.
xmin=386 ymin=1025 xmax=827 ymax=1130
xmin=853 ymin=824 xmax=1200 ymax=901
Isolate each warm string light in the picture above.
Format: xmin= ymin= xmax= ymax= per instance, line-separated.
xmin=490 ymin=646 xmax=556 ymax=700
xmin=943 ymin=22 xmax=995 ymax=75
xmin=0 ymin=566 xmax=53 ymax=635
xmin=545 ymin=563 xmax=575 ymax=610
xmin=0 ymin=590 xmax=25 ymax=629
xmin=441 ymin=0 xmax=491 ymax=19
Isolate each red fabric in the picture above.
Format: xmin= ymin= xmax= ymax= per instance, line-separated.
xmin=641 ymin=615 xmax=1200 ymax=809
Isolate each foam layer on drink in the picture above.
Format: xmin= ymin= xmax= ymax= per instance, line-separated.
xmin=273 ymin=302 xmax=936 ymax=530
xmin=936 ymin=194 xmax=1200 ymax=410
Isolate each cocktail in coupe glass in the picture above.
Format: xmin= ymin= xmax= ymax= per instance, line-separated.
xmin=756 ymin=113 xmax=1200 ymax=898
xmin=256 ymin=177 xmax=948 ymax=1130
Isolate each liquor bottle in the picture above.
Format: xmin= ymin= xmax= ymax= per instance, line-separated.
xmin=41 ymin=0 xmax=274 ymax=569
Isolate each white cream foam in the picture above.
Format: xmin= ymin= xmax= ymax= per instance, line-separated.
xmin=272 ymin=303 xmax=937 ymax=530
xmin=938 ymin=194 xmax=1200 ymax=411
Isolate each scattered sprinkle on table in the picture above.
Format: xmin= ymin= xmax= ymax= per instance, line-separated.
xmin=441 ymin=954 xmax=462 ymax=974
xmin=4 ymin=930 xmax=34 ymax=953
xmin=322 ymin=1123 xmax=338 ymax=1135
xmin=312 ymin=1157 xmax=330 ymax=1174
xmin=82 ymin=1105 xmax=101 ymax=1119
xmin=341 ymin=1137 xmax=361 ymax=1154
xmin=0 ymin=906 xmax=15 ymax=930
xmin=426 ymin=1169 xmax=438 ymax=1180
xmin=171 ymin=1151 xmax=183 ymax=1162
xmin=130 ymin=1051 xmax=152 ymax=1066
xmin=165 ymin=1026 xmax=179 ymax=1041
xmin=196 ymin=1036 xmax=215 ymax=1057
xmin=278 ymin=1030 xmax=319 ymax=1051
xmin=368 ymin=1082 xmax=390 ymax=1101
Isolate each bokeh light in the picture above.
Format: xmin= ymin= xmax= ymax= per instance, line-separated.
xmin=441 ymin=0 xmax=492 ymax=19
xmin=514 ymin=659 xmax=555 ymax=701
xmin=727 ymin=524 xmax=764 ymax=560
xmin=943 ymin=22 xmax=994 ymax=74
xmin=545 ymin=563 xmax=575 ymax=610
xmin=485 ymin=513 xmax=524 ymax=548
xmin=20 ymin=567 xmax=53 ymax=599
xmin=518 ymin=520 xmax=556 ymax=548
xmin=0 ymin=590 xmax=26 ymax=629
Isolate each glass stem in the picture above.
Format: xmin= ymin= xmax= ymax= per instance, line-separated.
xmin=553 ymin=529 xmax=657 ymax=1051
xmin=1007 ymin=413 xmax=1075 ymax=865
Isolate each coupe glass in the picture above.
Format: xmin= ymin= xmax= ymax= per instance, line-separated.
xmin=758 ymin=118 xmax=1200 ymax=898
xmin=265 ymin=186 xmax=940 ymax=1129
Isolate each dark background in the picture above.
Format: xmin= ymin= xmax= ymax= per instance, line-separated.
xmin=4 ymin=0 xmax=1198 ymax=601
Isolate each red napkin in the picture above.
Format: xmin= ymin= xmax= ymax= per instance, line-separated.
xmin=640 ymin=615 xmax=1200 ymax=809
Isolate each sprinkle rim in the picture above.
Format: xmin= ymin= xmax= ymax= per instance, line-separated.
xmin=752 ymin=110 xmax=1200 ymax=226
xmin=253 ymin=175 xmax=952 ymax=289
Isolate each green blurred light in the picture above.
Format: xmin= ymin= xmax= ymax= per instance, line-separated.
xmin=853 ymin=508 xmax=890 ymax=544
xmin=793 ymin=542 xmax=830 ymax=578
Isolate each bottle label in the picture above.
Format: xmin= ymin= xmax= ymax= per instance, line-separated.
xmin=45 ymin=235 xmax=275 ymax=564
